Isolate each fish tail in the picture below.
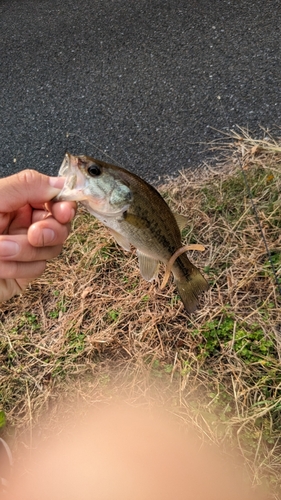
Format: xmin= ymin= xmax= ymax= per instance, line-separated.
xmin=173 ymin=255 xmax=208 ymax=313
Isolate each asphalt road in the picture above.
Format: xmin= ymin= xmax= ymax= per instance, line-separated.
xmin=1 ymin=0 xmax=281 ymax=184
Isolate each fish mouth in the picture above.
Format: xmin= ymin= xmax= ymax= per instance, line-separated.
xmin=55 ymin=153 xmax=131 ymax=218
xmin=53 ymin=153 xmax=90 ymax=202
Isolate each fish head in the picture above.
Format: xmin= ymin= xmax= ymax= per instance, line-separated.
xmin=55 ymin=153 xmax=133 ymax=216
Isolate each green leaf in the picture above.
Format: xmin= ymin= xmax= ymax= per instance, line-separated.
xmin=0 ymin=410 xmax=6 ymax=428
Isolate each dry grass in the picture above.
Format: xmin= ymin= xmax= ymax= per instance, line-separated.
xmin=0 ymin=128 xmax=281 ymax=497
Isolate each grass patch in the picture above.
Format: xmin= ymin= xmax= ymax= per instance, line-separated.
xmin=0 ymin=129 xmax=281 ymax=498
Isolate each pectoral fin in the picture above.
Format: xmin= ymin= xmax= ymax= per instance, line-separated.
xmin=108 ymin=228 xmax=131 ymax=251
xmin=137 ymin=250 xmax=159 ymax=282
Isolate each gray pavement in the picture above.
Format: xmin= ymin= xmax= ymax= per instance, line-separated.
xmin=1 ymin=0 xmax=281 ymax=184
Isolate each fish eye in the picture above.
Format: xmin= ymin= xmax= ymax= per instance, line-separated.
xmin=87 ymin=164 xmax=101 ymax=177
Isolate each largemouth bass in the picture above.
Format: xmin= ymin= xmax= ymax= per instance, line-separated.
xmin=55 ymin=153 xmax=208 ymax=313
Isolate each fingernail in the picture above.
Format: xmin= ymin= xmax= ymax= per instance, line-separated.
xmin=42 ymin=228 xmax=55 ymax=245
xmin=0 ymin=240 xmax=20 ymax=257
xmin=49 ymin=177 xmax=65 ymax=189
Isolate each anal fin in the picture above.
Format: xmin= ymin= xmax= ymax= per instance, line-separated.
xmin=137 ymin=250 xmax=159 ymax=282
xmin=173 ymin=212 xmax=189 ymax=232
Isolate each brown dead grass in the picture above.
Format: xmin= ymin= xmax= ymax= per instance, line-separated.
xmin=0 ymin=128 xmax=281 ymax=497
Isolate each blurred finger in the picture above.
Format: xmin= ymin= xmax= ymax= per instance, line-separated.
xmin=0 ymin=235 xmax=64 ymax=263
xmin=0 ymin=260 xmax=46 ymax=280
xmin=0 ymin=278 xmax=25 ymax=302
xmin=28 ymin=218 xmax=71 ymax=247
xmin=0 ymin=213 xmax=12 ymax=235
xmin=0 ymin=170 xmax=65 ymax=213
xmin=47 ymin=201 xmax=77 ymax=224
xmin=31 ymin=209 xmax=51 ymax=224
xmin=6 ymin=205 xmax=33 ymax=235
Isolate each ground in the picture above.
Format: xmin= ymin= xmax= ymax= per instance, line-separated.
xmin=0 ymin=131 xmax=281 ymax=498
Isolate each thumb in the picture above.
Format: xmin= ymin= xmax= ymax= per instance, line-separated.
xmin=0 ymin=170 xmax=65 ymax=212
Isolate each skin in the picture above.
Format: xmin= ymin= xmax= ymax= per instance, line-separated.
xmin=10 ymin=404 xmax=263 ymax=500
xmin=0 ymin=169 xmax=76 ymax=302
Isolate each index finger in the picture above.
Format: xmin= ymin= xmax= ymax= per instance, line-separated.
xmin=0 ymin=170 xmax=65 ymax=213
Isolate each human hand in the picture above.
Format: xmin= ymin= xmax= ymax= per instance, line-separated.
xmin=0 ymin=169 xmax=76 ymax=302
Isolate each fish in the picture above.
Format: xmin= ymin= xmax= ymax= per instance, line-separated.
xmin=54 ymin=153 xmax=208 ymax=313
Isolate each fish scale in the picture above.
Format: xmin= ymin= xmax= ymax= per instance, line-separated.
xmin=54 ymin=153 xmax=208 ymax=313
